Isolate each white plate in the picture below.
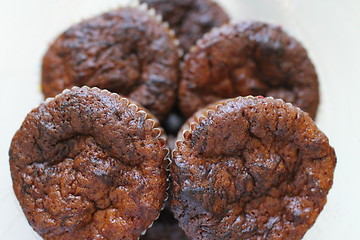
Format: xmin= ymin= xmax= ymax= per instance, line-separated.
xmin=1 ymin=0 xmax=360 ymax=239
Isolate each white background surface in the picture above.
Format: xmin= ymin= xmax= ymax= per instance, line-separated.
xmin=1 ymin=0 xmax=360 ymax=239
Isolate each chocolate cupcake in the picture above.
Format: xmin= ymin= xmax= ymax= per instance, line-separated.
xmin=42 ymin=6 xmax=180 ymax=120
xmin=140 ymin=0 xmax=230 ymax=53
xmin=179 ymin=21 xmax=319 ymax=119
xmin=9 ymin=87 xmax=168 ymax=240
xmin=171 ymin=96 xmax=336 ymax=239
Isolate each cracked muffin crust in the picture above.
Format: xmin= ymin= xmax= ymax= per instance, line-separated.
xmin=171 ymin=96 xmax=336 ymax=239
xmin=140 ymin=0 xmax=229 ymax=53
xmin=9 ymin=87 xmax=168 ymax=240
xmin=179 ymin=21 xmax=319 ymax=119
xmin=42 ymin=7 xmax=180 ymax=120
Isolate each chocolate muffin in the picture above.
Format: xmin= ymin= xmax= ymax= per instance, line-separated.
xmin=179 ymin=21 xmax=319 ymax=119
xmin=9 ymin=87 xmax=168 ymax=240
xmin=171 ymin=96 xmax=336 ymax=239
xmin=140 ymin=0 xmax=230 ymax=53
xmin=42 ymin=7 xmax=180 ymax=120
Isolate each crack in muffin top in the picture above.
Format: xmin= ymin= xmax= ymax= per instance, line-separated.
xmin=171 ymin=96 xmax=335 ymax=240
xmin=9 ymin=87 xmax=168 ymax=240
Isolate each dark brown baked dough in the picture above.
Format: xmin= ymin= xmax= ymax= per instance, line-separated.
xmin=42 ymin=7 xmax=179 ymax=120
xmin=179 ymin=21 xmax=319 ymax=119
xmin=9 ymin=87 xmax=168 ymax=240
xmin=171 ymin=96 xmax=336 ymax=239
xmin=140 ymin=0 xmax=229 ymax=53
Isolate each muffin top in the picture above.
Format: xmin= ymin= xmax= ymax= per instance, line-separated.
xmin=10 ymin=87 xmax=168 ymax=240
xmin=179 ymin=21 xmax=319 ymax=119
xmin=42 ymin=7 xmax=180 ymax=120
xmin=140 ymin=0 xmax=229 ymax=53
xmin=172 ymin=96 xmax=336 ymax=239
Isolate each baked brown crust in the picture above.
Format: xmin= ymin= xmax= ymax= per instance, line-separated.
xmin=9 ymin=87 xmax=168 ymax=240
xmin=171 ymin=96 xmax=336 ymax=239
xmin=140 ymin=0 xmax=229 ymax=53
xmin=42 ymin=7 xmax=179 ymax=120
xmin=179 ymin=21 xmax=319 ymax=119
